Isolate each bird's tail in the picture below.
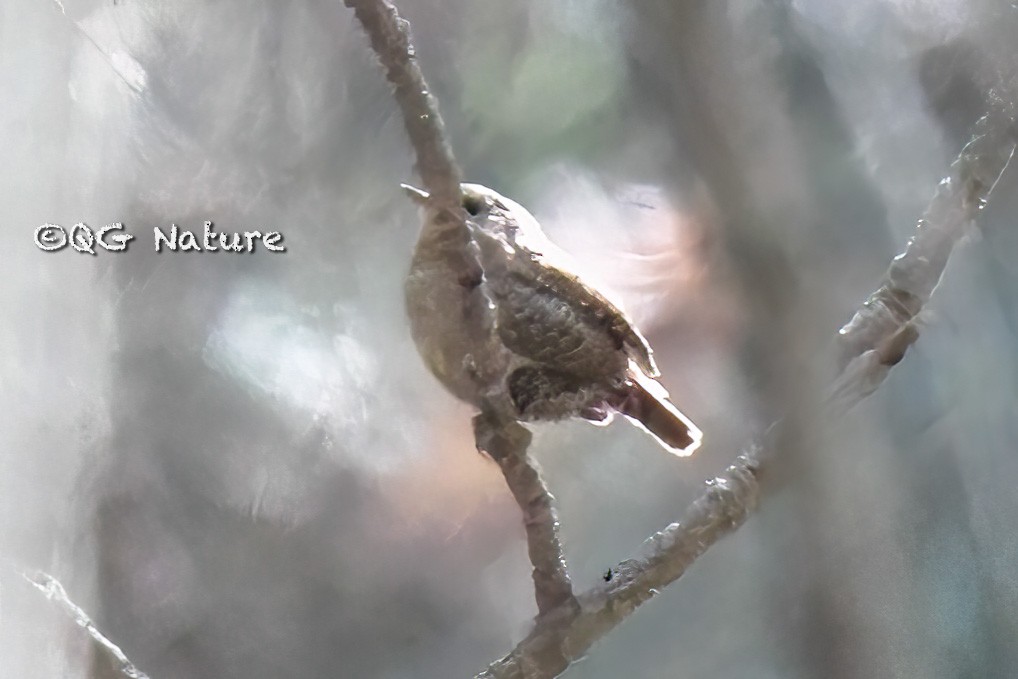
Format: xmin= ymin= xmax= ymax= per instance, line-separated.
xmin=615 ymin=368 xmax=702 ymax=457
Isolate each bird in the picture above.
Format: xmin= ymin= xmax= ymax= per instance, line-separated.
xmin=403 ymin=182 xmax=702 ymax=456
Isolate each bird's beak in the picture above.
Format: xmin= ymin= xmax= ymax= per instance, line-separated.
xmin=400 ymin=183 xmax=431 ymax=205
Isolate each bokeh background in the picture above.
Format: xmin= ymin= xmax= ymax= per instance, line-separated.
xmin=2 ymin=0 xmax=1018 ymax=677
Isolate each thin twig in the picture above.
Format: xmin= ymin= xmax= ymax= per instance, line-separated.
xmin=829 ymin=97 xmax=1017 ymax=412
xmin=475 ymin=99 xmax=1017 ymax=679
xmin=342 ymin=0 xmax=462 ymax=207
xmin=474 ymin=413 xmax=577 ymax=616
xmin=23 ymin=570 xmax=151 ymax=679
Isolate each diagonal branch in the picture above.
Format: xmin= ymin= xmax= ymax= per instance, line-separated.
xmin=23 ymin=570 xmax=152 ymax=679
xmin=829 ymin=98 xmax=1017 ymax=412
xmin=342 ymin=0 xmax=577 ymax=632
xmin=474 ymin=413 xmax=577 ymax=616
xmin=341 ymin=0 xmax=462 ymax=208
xmin=475 ymin=98 xmax=1017 ymax=679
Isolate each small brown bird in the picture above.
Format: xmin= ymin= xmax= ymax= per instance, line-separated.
xmin=404 ymin=183 xmax=701 ymax=456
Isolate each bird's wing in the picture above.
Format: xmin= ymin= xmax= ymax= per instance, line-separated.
xmin=493 ymin=257 xmax=659 ymax=378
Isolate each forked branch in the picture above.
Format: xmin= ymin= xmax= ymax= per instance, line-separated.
xmin=477 ymin=98 xmax=1016 ymax=679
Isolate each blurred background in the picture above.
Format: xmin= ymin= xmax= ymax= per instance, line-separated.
xmin=2 ymin=0 xmax=1017 ymax=677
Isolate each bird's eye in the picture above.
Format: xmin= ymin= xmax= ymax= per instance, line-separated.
xmin=462 ymin=195 xmax=483 ymax=216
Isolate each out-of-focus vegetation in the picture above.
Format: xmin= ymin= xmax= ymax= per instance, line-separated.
xmin=1 ymin=0 xmax=1016 ymax=677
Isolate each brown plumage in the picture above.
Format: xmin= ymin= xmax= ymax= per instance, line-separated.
xmin=404 ymin=183 xmax=701 ymax=456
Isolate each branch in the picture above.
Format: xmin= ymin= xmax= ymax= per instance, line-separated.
xmin=474 ymin=413 xmax=577 ymax=616
xmin=341 ymin=0 xmax=577 ymax=633
xmin=475 ymin=98 xmax=1017 ymax=679
xmin=476 ymin=451 xmax=762 ymax=679
xmin=829 ymin=98 xmax=1017 ymax=412
xmin=342 ymin=0 xmax=462 ymax=207
xmin=23 ymin=570 xmax=151 ymax=679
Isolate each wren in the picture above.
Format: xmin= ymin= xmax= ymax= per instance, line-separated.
xmin=404 ymin=183 xmax=701 ymax=456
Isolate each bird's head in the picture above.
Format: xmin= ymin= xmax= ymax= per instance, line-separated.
xmin=402 ymin=182 xmax=540 ymax=255
xmin=401 ymin=182 xmax=510 ymax=219
xmin=459 ymin=183 xmax=509 ymax=219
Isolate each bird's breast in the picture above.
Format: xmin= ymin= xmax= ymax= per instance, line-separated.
xmin=404 ymin=239 xmax=506 ymax=406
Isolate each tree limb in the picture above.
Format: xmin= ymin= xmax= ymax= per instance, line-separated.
xmin=342 ymin=0 xmax=462 ymax=207
xmin=343 ymin=0 xmax=581 ymax=621
xmin=475 ymin=450 xmax=762 ymax=679
xmin=342 ymin=0 xmax=578 ymax=634
xmin=474 ymin=413 xmax=578 ymax=616
xmin=829 ymin=97 xmax=1017 ymax=412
